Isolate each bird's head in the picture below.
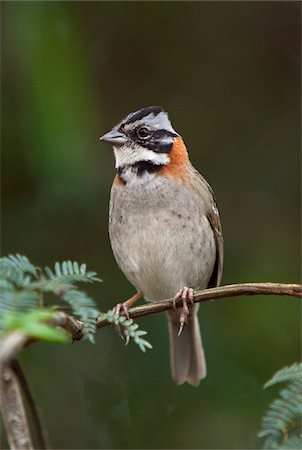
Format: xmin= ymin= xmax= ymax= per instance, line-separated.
xmin=100 ymin=106 xmax=188 ymax=183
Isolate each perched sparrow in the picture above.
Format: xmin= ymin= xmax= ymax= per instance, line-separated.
xmin=100 ymin=106 xmax=223 ymax=386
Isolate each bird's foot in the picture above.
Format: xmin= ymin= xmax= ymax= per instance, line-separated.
xmin=173 ymin=287 xmax=194 ymax=336
xmin=113 ymin=302 xmax=130 ymax=320
xmin=112 ymin=291 xmax=143 ymax=336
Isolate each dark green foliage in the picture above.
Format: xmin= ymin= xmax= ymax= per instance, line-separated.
xmin=0 ymin=254 xmax=152 ymax=349
xmin=0 ymin=254 xmax=102 ymax=342
xmin=258 ymin=363 xmax=302 ymax=449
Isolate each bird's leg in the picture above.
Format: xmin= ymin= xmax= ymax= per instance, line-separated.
xmin=172 ymin=287 xmax=194 ymax=336
xmin=112 ymin=291 xmax=143 ymax=335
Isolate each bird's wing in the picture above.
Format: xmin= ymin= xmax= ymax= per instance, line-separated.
xmin=188 ymin=165 xmax=224 ymax=287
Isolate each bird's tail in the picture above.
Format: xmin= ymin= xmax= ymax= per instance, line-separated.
xmin=167 ymin=305 xmax=206 ymax=386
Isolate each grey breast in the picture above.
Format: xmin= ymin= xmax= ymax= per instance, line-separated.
xmin=109 ymin=175 xmax=216 ymax=301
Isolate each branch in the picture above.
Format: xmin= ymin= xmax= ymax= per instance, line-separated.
xmin=0 ymin=282 xmax=300 ymax=448
xmin=0 ymin=365 xmax=34 ymax=450
xmin=96 ymin=282 xmax=302 ymax=328
xmin=11 ymin=360 xmax=49 ymax=450
xmin=0 ymin=312 xmax=84 ymax=450
xmin=53 ymin=311 xmax=84 ymax=341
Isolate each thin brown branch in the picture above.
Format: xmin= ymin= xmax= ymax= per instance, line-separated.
xmin=96 ymin=282 xmax=302 ymax=328
xmin=0 ymin=365 xmax=34 ymax=450
xmin=53 ymin=311 xmax=84 ymax=341
xmin=11 ymin=360 xmax=50 ymax=450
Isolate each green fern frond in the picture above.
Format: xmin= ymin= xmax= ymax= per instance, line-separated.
xmin=264 ymin=363 xmax=302 ymax=388
xmin=0 ymin=259 xmax=32 ymax=288
xmin=0 ymin=254 xmax=102 ymax=343
xmin=278 ymin=435 xmax=302 ymax=449
xmin=100 ymin=310 xmax=153 ymax=352
xmin=0 ymin=279 xmax=14 ymax=291
xmin=45 ymin=261 xmax=102 ymax=285
xmin=0 ymin=290 xmax=40 ymax=331
xmin=258 ymin=363 xmax=302 ymax=449
xmin=62 ymin=289 xmax=99 ymax=342
xmin=1 ymin=254 xmax=38 ymax=277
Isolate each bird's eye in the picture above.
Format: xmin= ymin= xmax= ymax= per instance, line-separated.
xmin=137 ymin=127 xmax=151 ymax=139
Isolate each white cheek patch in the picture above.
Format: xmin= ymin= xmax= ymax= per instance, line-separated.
xmin=113 ymin=144 xmax=170 ymax=169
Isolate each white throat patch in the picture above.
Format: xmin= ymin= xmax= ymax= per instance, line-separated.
xmin=113 ymin=144 xmax=170 ymax=169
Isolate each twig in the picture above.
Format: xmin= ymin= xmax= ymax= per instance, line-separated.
xmin=96 ymin=282 xmax=302 ymax=328
xmin=11 ymin=360 xmax=50 ymax=450
xmin=0 ymin=364 xmax=33 ymax=450
xmin=53 ymin=311 xmax=84 ymax=341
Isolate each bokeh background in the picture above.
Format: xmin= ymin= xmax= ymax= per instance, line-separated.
xmin=1 ymin=2 xmax=301 ymax=449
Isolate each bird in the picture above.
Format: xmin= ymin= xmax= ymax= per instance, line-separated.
xmin=100 ymin=106 xmax=223 ymax=386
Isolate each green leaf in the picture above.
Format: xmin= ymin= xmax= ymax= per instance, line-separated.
xmin=45 ymin=261 xmax=102 ymax=285
xmin=0 ymin=290 xmax=40 ymax=323
xmin=7 ymin=254 xmax=38 ymax=277
xmin=0 ymin=254 xmax=102 ymax=343
xmin=258 ymin=362 xmax=302 ymax=449
xmin=55 ymin=262 xmax=62 ymax=276
xmin=264 ymin=363 xmax=302 ymax=388
xmin=100 ymin=311 xmax=153 ymax=352
xmin=3 ymin=310 xmax=69 ymax=343
xmin=62 ymin=289 xmax=99 ymax=343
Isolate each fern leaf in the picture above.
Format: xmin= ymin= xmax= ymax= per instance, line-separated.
xmin=0 ymin=260 xmax=28 ymax=287
xmin=99 ymin=311 xmax=153 ymax=352
xmin=54 ymin=262 xmax=62 ymax=276
xmin=73 ymin=261 xmax=80 ymax=275
xmin=67 ymin=260 xmax=74 ymax=274
xmin=0 ymin=279 xmax=14 ymax=291
xmin=0 ymin=290 xmax=40 ymax=329
xmin=0 ymin=254 xmax=102 ymax=343
xmin=45 ymin=261 xmax=102 ymax=285
xmin=0 ymin=254 xmax=38 ymax=277
xmin=278 ymin=435 xmax=302 ymax=449
xmin=44 ymin=266 xmax=55 ymax=279
xmin=8 ymin=254 xmax=38 ymax=276
xmin=62 ymin=289 xmax=99 ymax=342
xmin=264 ymin=363 xmax=302 ymax=388
xmin=259 ymin=364 xmax=302 ymax=449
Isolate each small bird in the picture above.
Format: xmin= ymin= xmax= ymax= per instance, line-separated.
xmin=100 ymin=106 xmax=223 ymax=386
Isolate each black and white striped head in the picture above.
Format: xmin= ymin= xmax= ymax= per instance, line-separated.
xmin=100 ymin=106 xmax=179 ymax=169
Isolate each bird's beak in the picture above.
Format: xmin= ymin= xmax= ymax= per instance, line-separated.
xmin=99 ymin=129 xmax=127 ymax=145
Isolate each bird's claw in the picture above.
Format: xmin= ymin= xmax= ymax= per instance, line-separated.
xmin=112 ymin=302 xmax=130 ymax=336
xmin=113 ymin=302 xmax=130 ymax=320
xmin=123 ymin=328 xmax=130 ymax=346
xmin=173 ymin=287 xmax=194 ymax=336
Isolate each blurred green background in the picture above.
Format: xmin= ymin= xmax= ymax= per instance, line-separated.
xmin=1 ymin=1 xmax=300 ymax=448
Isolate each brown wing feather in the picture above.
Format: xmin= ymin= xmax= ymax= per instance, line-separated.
xmin=188 ymin=164 xmax=224 ymax=288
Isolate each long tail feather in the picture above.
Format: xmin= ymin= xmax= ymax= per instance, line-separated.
xmin=167 ymin=306 xmax=206 ymax=386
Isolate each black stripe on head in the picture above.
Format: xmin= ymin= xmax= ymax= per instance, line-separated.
xmin=124 ymin=106 xmax=163 ymax=125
